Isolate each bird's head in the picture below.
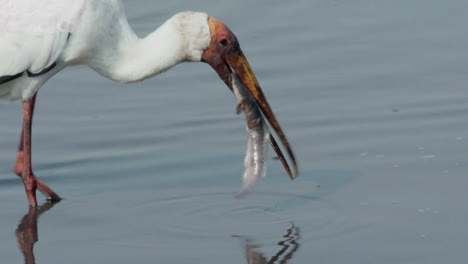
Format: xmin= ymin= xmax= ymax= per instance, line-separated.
xmin=201 ymin=17 xmax=298 ymax=179
xmin=175 ymin=12 xmax=297 ymax=178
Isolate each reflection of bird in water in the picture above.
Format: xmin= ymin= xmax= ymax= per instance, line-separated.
xmin=15 ymin=201 xmax=60 ymax=264
xmin=235 ymin=222 xmax=301 ymax=264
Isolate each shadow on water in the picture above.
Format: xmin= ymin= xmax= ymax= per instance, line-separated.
xmin=15 ymin=200 xmax=60 ymax=264
xmin=234 ymin=222 xmax=301 ymax=264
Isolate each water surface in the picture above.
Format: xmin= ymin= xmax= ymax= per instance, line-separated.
xmin=1 ymin=0 xmax=468 ymax=263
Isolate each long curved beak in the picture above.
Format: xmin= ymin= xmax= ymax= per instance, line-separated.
xmin=225 ymin=49 xmax=299 ymax=178
xmin=202 ymin=17 xmax=298 ymax=179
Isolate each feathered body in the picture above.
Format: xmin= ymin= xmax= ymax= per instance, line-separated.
xmin=1 ymin=0 xmax=298 ymax=206
xmin=0 ymin=0 xmax=210 ymax=100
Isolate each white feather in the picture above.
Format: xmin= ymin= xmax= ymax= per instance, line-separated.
xmin=0 ymin=0 xmax=211 ymax=100
xmin=0 ymin=0 xmax=84 ymax=75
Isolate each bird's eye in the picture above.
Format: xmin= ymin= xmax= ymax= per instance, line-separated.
xmin=220 ymin=39 xmax=228 ymax=46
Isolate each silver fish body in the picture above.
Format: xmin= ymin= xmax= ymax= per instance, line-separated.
xmin=231 ymin=74 xmax=270 ymax=197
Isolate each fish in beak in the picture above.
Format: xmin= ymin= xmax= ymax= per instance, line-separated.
xmin=202 ymin=17 xmax=299 ymax=179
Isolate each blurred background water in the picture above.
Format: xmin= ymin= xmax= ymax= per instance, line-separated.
xmin=1 ymin=0 xmax=467 ymax=263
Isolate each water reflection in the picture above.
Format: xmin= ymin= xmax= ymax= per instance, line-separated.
xmin=15 ymin=201 xmax=60 ymax=264
xmin=235 ymin=223 xmax=301 ymax=264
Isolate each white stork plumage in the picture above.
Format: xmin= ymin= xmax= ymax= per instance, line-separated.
xmin=1 ymin=0 xmax=298 ymax=207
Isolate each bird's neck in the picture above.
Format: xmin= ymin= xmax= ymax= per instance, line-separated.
xmin=105 ymin=18 xmax=188 ymax=83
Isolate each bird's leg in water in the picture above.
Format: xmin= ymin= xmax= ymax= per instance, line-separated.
xmin=20 ymin=97 xmax=37 ymax=207
xmin=14 ymin=94 xmax=61 ymax=205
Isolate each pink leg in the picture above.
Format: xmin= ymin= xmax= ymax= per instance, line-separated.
xmin=15 ymin=94 xmax=61 ymax=206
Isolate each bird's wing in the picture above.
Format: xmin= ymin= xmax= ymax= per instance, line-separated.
xmin=0 ymin=0 xmax=85 ymax=77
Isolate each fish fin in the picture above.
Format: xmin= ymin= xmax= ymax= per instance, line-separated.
xmin=236 ymin=99 xmax=249 ymax=115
